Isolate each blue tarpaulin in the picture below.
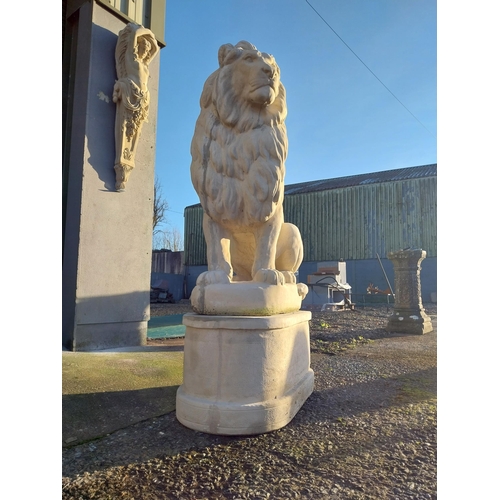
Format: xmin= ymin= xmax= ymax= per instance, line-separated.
xmin=147 ymin=314 xmax=185 ymax=339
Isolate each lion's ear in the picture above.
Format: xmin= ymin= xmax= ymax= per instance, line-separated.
xmin=218 ymin=43 xmax=244 ymax=67
xmin=218 ymin=43 xmax=234 ymax=67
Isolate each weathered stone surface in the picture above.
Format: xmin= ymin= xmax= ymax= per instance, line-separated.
xmin=386 ymin=249 xmax=433 ymax=334
xmin=176 ymin=311 xmax=314 ymax=435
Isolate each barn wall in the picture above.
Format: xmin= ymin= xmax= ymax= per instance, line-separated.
xmin=184 ymin=175 xmax=437 ymax=265
xmin=284 ymin=176 xmax=437 ymax=261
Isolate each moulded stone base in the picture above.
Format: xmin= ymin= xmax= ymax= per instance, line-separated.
xmin=386 ymin=308 xmax=433 ymax=335
xmin=176 ymin=311 xmax=314 ymax=435
xmin=176 ymin=372 xmax=314 ymax=435
xmin=190 ymin=281 xmax=308 ymax=316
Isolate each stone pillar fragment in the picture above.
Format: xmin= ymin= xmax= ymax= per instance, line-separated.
xmin=386 ymin=249 xmax=433 ymax=335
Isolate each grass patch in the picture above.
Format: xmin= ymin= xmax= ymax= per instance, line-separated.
xmin=310 ymin=336 xmax=372 ymax=355
xmin=62 ymin=351 xmax=184 ymax=395
xmin=392 ymin=371 xmax=437 ymax=405
xmin=63 ymin=352 xmax=184 ymax=446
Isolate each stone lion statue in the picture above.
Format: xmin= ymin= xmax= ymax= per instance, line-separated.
xmin=190 ymin=41 xmax=304 ymax=288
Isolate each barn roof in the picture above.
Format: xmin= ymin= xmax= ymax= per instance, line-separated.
xmin=284 ymin=164 xmax=437 ymax=195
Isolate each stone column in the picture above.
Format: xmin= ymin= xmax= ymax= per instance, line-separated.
xmin=62 ymin=6 xmax=162 ymax=351
xmin=386 ymin=249 xmax=433 ymax=334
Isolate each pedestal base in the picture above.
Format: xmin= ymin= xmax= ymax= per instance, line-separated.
xmin=386 ymin=308 xmax=433 ymax=335
xmin=176 ymin=311 xmax=314 ymax=435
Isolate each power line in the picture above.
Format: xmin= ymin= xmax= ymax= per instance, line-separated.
xmin=305 ymin=0 xmax=435 ymax=138
xmin=166 ymin=208 xmax=184 ymax=215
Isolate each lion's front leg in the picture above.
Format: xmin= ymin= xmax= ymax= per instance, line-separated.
xmin=251 ymin=212 xmax=285 ymax=285
xmin=196 ymin=214 xmax=233 ymax=285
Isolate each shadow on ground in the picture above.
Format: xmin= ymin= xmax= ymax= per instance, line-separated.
xmin=62 ymin=349 xmax=184 ymax=446
xmin=63 ymin=386 xmax=179 ymax=445
xmin=63 ymin=360 xmax=436 ymax=477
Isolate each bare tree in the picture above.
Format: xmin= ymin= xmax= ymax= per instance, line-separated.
xmin=153 ymin=177 xmax=168 ymax=234
xmin=153 ymin=227 xmax=184 ymax=251
xmin=152 ymin=177 xmax=184 ymax=250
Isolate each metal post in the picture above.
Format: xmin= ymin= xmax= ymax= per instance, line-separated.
xmin=376 ymin=252 xmax=395 ymax=298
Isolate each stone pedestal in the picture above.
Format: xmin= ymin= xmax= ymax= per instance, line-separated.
xmin=386 ymin=249 xmax=433 ymax=335
xmin=176 ymin=311 xmax=314 ymax=435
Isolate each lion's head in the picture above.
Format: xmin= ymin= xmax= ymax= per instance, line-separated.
xmin=191 ymin=41 xmax=288 ymax=226
xmin=206 ymin=41 xmax=286 ymax=128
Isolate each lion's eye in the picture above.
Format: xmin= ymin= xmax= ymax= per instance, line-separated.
xmin=244 ymin=55 xmax=254 ymax=62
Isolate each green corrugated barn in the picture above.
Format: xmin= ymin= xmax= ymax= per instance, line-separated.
xmin=184 ymin=164 xmax=437 ymax=304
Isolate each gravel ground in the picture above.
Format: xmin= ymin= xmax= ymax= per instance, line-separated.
xmin=62 ymin=303 xmax=437 ymax=499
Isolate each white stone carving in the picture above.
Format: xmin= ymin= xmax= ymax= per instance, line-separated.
xmin=190 ymin=41 xmax=307 ymax=314
xmin=178 ymin=43 xmax=314 ymax=436
xmin=113 ymin=23 xmax=159 ymax=191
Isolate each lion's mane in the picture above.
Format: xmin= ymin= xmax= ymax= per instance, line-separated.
xmin=190 ymin=41 xmax=288 ymax=227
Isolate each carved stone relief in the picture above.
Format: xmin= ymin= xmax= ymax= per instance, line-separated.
xmin=113 ymin=23 xmax=159 ymax=191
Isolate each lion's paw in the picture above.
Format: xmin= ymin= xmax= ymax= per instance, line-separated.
xmin=196 ymin=270 xmax=231 ymax=286
xmin=253 ymin=269 xmax=285 ymax=286
xmin=297 ymin=283 xmax=308 ymax=299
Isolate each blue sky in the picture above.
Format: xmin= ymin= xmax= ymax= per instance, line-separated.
xmin=154 ymin=0 xmax=437 ymax=244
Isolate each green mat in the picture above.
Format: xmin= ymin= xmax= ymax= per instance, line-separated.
xmin=147 ymin=314 xmax=186 ymax=339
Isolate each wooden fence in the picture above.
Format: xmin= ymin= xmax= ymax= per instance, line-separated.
xmin=151 ymin=250 xmax=184 ymax=274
